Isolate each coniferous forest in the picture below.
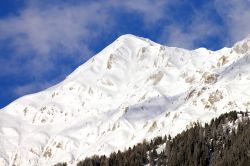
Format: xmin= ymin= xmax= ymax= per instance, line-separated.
xmin=56 ymin=111 xmax=250 ymax=166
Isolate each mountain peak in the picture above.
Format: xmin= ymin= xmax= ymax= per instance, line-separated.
xmin=115 ymin=34 xmax=159 ymax=47
xmin=117 ymin=34 xmax=139 ymax=40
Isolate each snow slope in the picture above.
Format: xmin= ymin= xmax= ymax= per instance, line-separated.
xmin=1 ymin=34 xmax=250 ymax=165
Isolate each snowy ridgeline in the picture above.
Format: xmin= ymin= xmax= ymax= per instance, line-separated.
xmin=0 ymin=34 xmax=250 ymax=165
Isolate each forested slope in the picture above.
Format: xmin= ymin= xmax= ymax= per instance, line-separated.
xmin=56 ymin=111 xmax=250 ymax=166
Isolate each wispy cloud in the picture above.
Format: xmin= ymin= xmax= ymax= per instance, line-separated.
xmin=160 ymin=0 xmax=250 ymax=49
xmin=161 ymin=14 xmax=221 ymax=49
xmin=110 ymin=0 xmax=169 ymax=24
xmin=0 ymin=2 xmax=110 ymax=55
xmin=159 ymin=1 xmax=223 ymax=49
xmin=214 ymin=0 xmax=250 ymax=43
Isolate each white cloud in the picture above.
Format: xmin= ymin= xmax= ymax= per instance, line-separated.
xmin=214 ymin=0 xmax=250 ymax=44
xmin=161 ymin=9 xmax=221 ymax=49
xmin=110 ymin=0 xmax=169 ymax=24
xmin=0 ymin=2 xmax=110 ymax=55
xmin=160 ymin=0 xmax=250 ymax=49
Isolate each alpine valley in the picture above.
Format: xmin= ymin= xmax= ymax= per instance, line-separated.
xmin=1 ymin=34 xmax=250 ymax=165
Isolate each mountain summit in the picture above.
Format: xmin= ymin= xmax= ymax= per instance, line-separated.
xmin=1 ymin=34 xmax=250 ymax=165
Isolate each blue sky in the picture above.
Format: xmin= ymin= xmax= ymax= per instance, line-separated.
xmin=0 ymin=0 xmax=250 ymax=108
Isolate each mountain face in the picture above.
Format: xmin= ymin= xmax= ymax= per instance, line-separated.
xmin=1 ymin=34 xmax=250 ymax=166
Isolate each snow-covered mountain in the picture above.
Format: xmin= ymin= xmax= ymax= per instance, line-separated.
xmin=1 ymin=34 xmax=250 ymax=166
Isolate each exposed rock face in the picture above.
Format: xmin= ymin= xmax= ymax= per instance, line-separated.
xmin=202 ymin=72 xmax=218 ymax=84
xmin=107 ymin=54 xmax=114 ymax=69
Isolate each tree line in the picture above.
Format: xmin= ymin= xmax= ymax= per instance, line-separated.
xmin=55 ymin=111 xmax=250 ymax=166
